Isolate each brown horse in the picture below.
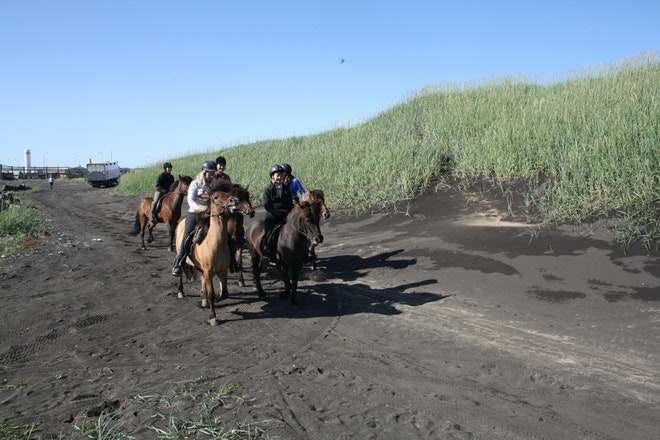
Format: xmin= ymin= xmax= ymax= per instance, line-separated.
xmin=129 ymin=175 xmax=192 ymax=251
xmin=175 ymin=181 xmax=239 ymax=325
xmin=225 ymin=184 xmax=255 ymax=288
xmin=245 ymin=200 xmax=323 ymax=306
xmin=301 ymin=189 xmax=330 ymax=270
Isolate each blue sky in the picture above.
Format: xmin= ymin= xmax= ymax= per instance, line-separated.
xmin=1 ymin=1 xmax=658 ymax=169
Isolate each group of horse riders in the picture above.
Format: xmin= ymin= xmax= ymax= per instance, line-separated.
xmin=157 ymin=157 xmax=307 ymax=277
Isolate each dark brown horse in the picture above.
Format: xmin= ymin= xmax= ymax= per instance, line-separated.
xmin=129 ymin=175 xmax=192 ymax=251
xmin=225 ymin=184 xmax=255 ymax=288
xmin=245 ymin=200 xmax=323 ymax=305
xmin=301 ymin=189 xmax=330 ymax=270
xmin=175 ymin=182 xmax=239 ymax=325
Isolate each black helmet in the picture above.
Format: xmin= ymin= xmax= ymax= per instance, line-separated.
xmin=281 ymin=163 xmax=292 ymax=174
xmin=163 ymin=162 xmax=173 ymax=169
xmin=215 ymin=156 xmax=226 ymax=165
xmin=201 ymin=160 xmax=216 ymax=172
xmin=269 ymin=164 xmax=284 ymax=176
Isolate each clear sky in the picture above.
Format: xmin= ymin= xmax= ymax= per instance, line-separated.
xmin=1 ymin=1 xmax=658 ymax=169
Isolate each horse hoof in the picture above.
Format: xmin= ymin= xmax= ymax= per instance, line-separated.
xmin=176 ymin=292 xmax=184 ymax=299
xmin=147 ymin=238 xmax=153 ymax=244
xmin=208 ymin=318 xmax=220 ymax=326
xmin=200 ymin=300 xmax=208 ymax=308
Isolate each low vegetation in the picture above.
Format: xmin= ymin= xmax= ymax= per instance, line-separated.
xmin=116 ymin=52 xmax=659 ymax=249
xmin=0 ymin=202 xmax=50 ymax=257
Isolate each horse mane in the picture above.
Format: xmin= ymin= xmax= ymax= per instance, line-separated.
xmin=230 ymin=183 xmax=250 ymax=201
xmin=209 ymin=179 xmax=234 ymax=194
xmin=169 ymin=175 xmax=193 ymax=192
xmin=304 ymin=189 xmax=325 ymax=201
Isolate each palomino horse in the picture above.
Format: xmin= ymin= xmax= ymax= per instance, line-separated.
xmin=301 ymin=189 xmax=330 ymax=270
xmin=175 ymin=180 xmax=239 ymax=325
xmin=129 ymin=175 xmax=192 ymax=251
xmin=245 ymin=200 xmax=323 ymax=306
xmin=225 ymin=184 xmax=255 ymax=288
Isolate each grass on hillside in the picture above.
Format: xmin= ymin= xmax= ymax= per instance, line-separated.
xmin=106 ymin=52 xmax=660 ymax=249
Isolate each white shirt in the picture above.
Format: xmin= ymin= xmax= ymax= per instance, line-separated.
xmin=187 ymin=179 xmax=210 ymax=213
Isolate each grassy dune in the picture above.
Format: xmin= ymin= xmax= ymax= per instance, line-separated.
xmin=116 ymin=52 xmax=659 ymax=249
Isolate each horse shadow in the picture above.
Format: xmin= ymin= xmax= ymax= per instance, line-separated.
xmin=227 ymin=250 xmax=448 ymax=321
xmin=313 ymin=249 xmax=417 ymax=282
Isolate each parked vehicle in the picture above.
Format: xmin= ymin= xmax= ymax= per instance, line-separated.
xmin=86 ymin=162 xmax=120 ymax=187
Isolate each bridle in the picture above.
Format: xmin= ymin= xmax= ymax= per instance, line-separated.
xmin=206 ymin=192 xmax=239 ymax=217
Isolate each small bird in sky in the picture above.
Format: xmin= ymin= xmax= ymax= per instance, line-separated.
xmin=340 ymin=58 xmax=345 ymax=64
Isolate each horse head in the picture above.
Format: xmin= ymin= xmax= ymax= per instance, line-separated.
xmin=231 ymin=184 xmax=255 ymax=218
xmin=208 ymin=190 xmax=239 ymax=216
xmin=303 ymin=189 xmax=330 ymax=220
xmin=297 ymin=200 xmax=324 ymax=245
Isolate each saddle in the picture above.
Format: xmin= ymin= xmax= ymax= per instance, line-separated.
xmin=154 ymin=193 xmax=166 ymax=214
xmin=264 ymin=222 xmax=284 ymax=259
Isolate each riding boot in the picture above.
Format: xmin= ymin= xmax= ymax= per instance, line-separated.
xmin=172 ymin=233 xmax=194 ymax=276
xmin=259 ymin=235 xmax=270 ymax=268
xmin=149 ymin=202 xmax=158 ymax=224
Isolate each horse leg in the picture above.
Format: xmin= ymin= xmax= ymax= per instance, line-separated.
xmin=176 ymin=273 xmax=185 ymax=299
xmin=289 ymin=266 xmax=303 ymax=306
xmin=137 ymin=214 xmax=149 ymax=250
xmin=277 ymin=265 xmax=292 ymax=301
xmin=206 ymin=273 xmax=222 ymax=326
xmin=147 ymin=221 xmax=155 ymax=244
xmin=167 ymin=223 xmax=175 ymax=252
xmin=309 ymin=245 xmax=318 ymax=271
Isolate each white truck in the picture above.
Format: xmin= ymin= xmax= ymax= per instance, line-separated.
xmin=86 ymin=161 xmax=121 ymax=187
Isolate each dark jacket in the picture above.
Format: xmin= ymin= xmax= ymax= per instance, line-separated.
xmin=156 ymin=172 xmax=175 ymax=194
xmin=262 ymin=183 xmax=293 ymax=220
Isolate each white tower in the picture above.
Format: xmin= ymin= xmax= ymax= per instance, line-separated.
xmin=24 ymin=149 xmax=31 ymax=170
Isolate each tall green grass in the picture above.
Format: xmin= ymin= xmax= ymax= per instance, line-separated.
xmin=116 ymin=52 xmax=659 ymax=248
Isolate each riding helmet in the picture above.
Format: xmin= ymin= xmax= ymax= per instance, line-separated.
xmin=281 ymin=163 xmax=292 ymax=174
xmin=202 ymin=160 xmax=216 ymax=172
xmin=163 ymin=162 xmax=173 ymax=169
xmin=215 ymin=156 xmax=227 ymax=165
xmin=269 ymin=164 xmax=284 ymax=176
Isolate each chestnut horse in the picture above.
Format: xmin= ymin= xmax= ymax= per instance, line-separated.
xmin=301 ymin=189 xmax=330 ymax=270
xmin=245 ymin=200 xmax=323 ymax=306
xmin=226 ymin=184 xmax=255 ymax=288
xmin=129 ymin=175 xmax=192 ymax=251
xmin=174 ymin=181 xmax=239 ymax=325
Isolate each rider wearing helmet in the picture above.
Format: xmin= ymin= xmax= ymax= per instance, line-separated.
xmin=281 ymin=163 xmax=305 ymax=201
xmin=171 ymin=160 xmax=216 ymax=276
xmin=214 ymin=155 xmax=231 ymax=183
xmin=150 ymin=162 xmax=175 ymax=224
xmin=260 ymin=164 xmax=294 ymax=268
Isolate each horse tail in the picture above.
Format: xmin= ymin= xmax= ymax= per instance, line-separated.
xmin=128 ymin=210 xmax=141 ymax=236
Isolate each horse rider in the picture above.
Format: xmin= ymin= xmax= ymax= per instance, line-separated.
xmin=214 ymin=155 xmax=231 ymax=183
xmin=171 ymin=160 xmax=216 ymax=276
xmin=150 ymin=162 xmax=175 ymax=225
xmin=260 ymin=164 xmax=294 ymax=268
xmin=281 ymin=163 xmax=305 ymax=201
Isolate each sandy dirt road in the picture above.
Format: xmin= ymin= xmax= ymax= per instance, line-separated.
xmin=1 ymin=179 xmax=659 ymax=439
